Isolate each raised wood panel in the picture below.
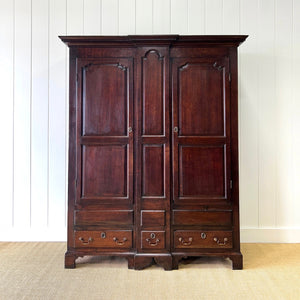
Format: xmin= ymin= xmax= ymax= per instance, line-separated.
xmin=75 ymin=210 xmax=133 ymax=226
xmin=178 ymin=145 xmax=225 ymax=198
xmin=82 ymin=145 xmax=128 ymax=198
xmin=142 ymin=145 xmax=164 ymax=197
xmin=82 ymin=62 xmax=128 ymax=136
xmin=178 ymin=62 xmax=225 ymax=136
xmin=173 ymin=210 xmax=232 ymax=226
xmin=141 ymin=210 xmax=165 ymax=227
xmin=142 ymin=50 xmax=164 ymax=136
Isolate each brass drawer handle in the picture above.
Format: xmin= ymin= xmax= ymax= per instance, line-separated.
xmin=146 ymin=238 xmax=160 ymax=246
xmin=213 ymin=237 xmax=228 ymax=246
xmin=78 ymin=237 xmax=93 ymax=245
xmin=178 ymin=237 xmax=193 ymax=246
xmin=113 ymin=237 xmax=128 ymax=245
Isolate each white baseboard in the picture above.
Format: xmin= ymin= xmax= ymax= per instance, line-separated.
xmin=1 ymin=227 xmax=300 ymax=243
xmin=241 ymin=228 xmax=300 ymax=243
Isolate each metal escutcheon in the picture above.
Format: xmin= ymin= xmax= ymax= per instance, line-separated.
xmin=128 ymin=127 xmax=133 ymax=133
xmin=174 ymin=126 xmax=179 ymax=133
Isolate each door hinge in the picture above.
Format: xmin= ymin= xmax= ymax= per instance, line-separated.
xmin=229 ymin=73 xmax=231 ymax=82
xmin=230 ymin=180 xmax=233 ymax=189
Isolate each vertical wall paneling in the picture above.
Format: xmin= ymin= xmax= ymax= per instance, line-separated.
xmin=239 ymin=0 xmax=259 ymax=228
xmin=0 ymin=0 xmax=14 ymax=227
xmin=83 ymin=0 xmax=101 ymax=35
xmin=119 ymin=0 xmax=135 ymax=34
xmin=171 ymin=0 xmax=188 ymax=34
xmin=48 ymin=0 xmax=67 ymax=229
xmin=66 ymin=0 xmax=83 ymax=35
xmin=1 ymin=0 xmax=300 ymax=241
xmin=136 ymin=0 xmax=153 ymax=34
xmin=102 ymin=0 xmax=119 ymax=34
xmin=187 ymin=0 xmax=205 ymax=34
xmin=293 ymin=0 xmax=300 ymax=227
xmin=13 ymin=0 xmax=32 ymax=228
xmin=153 ymin=0 xmax=170 ymax=34
xmin=223 ymin=0 xmax=240 ymax=34
xmin=31 ymin=0 xmax=49 ymax=227
xmin=205 ymin=0 xmax=223 ymax=34
xmin=257 ymin=0 xmax=276 ymax=228
xmin=275 ymin=0 xmax=294 ymax=227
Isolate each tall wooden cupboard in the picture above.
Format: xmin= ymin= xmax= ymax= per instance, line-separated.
xmin=60 ymin=35 xmax=247 ymax=270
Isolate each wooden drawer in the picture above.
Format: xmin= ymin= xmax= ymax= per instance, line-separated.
xmin=141 ymin=210 xmax=165 ymax=227
xmin=141 ymin=231 xmax=165 ymax=249
xmin=75 ymin=230 xmax=132 ymax=248
xmin=173 ymin=210 xmax=232 ymax=226
xmin=174 ymin=230 xmax=232 ymax=249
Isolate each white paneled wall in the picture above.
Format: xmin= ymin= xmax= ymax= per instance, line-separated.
xmin=0 ymin=0 xmax=299 ymax=242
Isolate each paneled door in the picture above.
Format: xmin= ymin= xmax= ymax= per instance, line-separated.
xmin=136 ymin=47 xmax=171 ymax=253
xmin=76 ymin=58 xmax=134 ymax=209
xmin=172 ymin=57 xmax=231 ymax=207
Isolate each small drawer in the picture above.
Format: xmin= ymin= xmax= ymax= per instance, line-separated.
xmin=141 ymin=210 xmax=165 ymax=227
xmin=141 ymin=231 xmax=165 ymax=249
xmin=75 ymin=230 xmax=132 ymax=248
xmin=174 ymin=230 xmax=232 ymax=249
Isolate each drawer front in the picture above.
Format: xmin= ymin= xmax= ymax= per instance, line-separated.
xmin=173 ymin=210 xmax=232 ymax=226
xmin=174 ymin=230 xmax=232 ymax=249
xmin=75 ymin=230 xmax=132 ymax=248
xmin=141 ymin=231 xmax=165 ymax=249
xmin=75 ymin=210 xmax=133 ymax=226
xmin=141 ymin=210 xmax=165 ymax=227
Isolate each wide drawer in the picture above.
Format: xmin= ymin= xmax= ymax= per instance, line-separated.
xmin=75 ymin=230 xmax=132 ymax=248
xmin=141 ymin=231 xmax=166 ymax=249
xmin=173 ymin=230 xmax=232 ymax=249
xmin=173 ymin=210 xmax=232 ymax=226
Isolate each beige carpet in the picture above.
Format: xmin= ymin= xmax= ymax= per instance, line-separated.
xmin=0 ymin=243 xmax=299 ymax=300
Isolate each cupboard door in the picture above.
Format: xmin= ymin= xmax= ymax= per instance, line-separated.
xmin=76 ymin=58 xmax=134 ymax=208
xmin=172 ymin=57 xmax=231 ymax=207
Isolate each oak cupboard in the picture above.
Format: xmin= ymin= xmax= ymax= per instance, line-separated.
xmin=60 ymin=35 xmax=247 ymax=270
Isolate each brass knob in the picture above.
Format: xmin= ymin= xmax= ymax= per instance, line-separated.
xmin=174 ymin=126 xmax=179 ymax=133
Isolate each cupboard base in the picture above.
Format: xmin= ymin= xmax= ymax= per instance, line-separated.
xmin=64 ymin=251 xmax=243 ymax=270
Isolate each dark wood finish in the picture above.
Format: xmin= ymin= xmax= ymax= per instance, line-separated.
xmin=173 ymin=230 xmax=233 ymax=249
xmin=141 ymin=210 xmax=165 ymax=226
xmin=141 ymin=231 xmax=166 ymax=249
xmin=60 ymin=35 xmax=247 ymax=271
xmin=74 ymin=230 xmax=132 ymax=248
xmin=172 ymin=211 xmax=232 ymax=226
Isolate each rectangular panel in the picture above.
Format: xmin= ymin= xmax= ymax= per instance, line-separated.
xmin=173 ymin=211 xmax=232 ymax=226
xmin=142 ymin=145 xmax=164 ymax=196
xmin=141 ymin=210 xmax=165 ymax=227
xmin=179 ymin=145 xmax=225 ymax=197
xmin=75 ymin=230 xmax=133 ymax=248
xmin=174 ymin=230 xmax=232 ymax=249
xmin=82 ymin=145 xmax=127 ymax=197
xmin=82 ymin=62 xmax=128 ymax=136
xmin=142 ymin=51 xmax=164 ymax=135
xmin=75 ymin=210 xmax=133 ymax=226
xmin=178 ymin=62 xmax=225 ymax=136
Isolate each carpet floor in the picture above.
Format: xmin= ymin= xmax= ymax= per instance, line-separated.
xmin=0 ymin=243 xmax=299 ymax=300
